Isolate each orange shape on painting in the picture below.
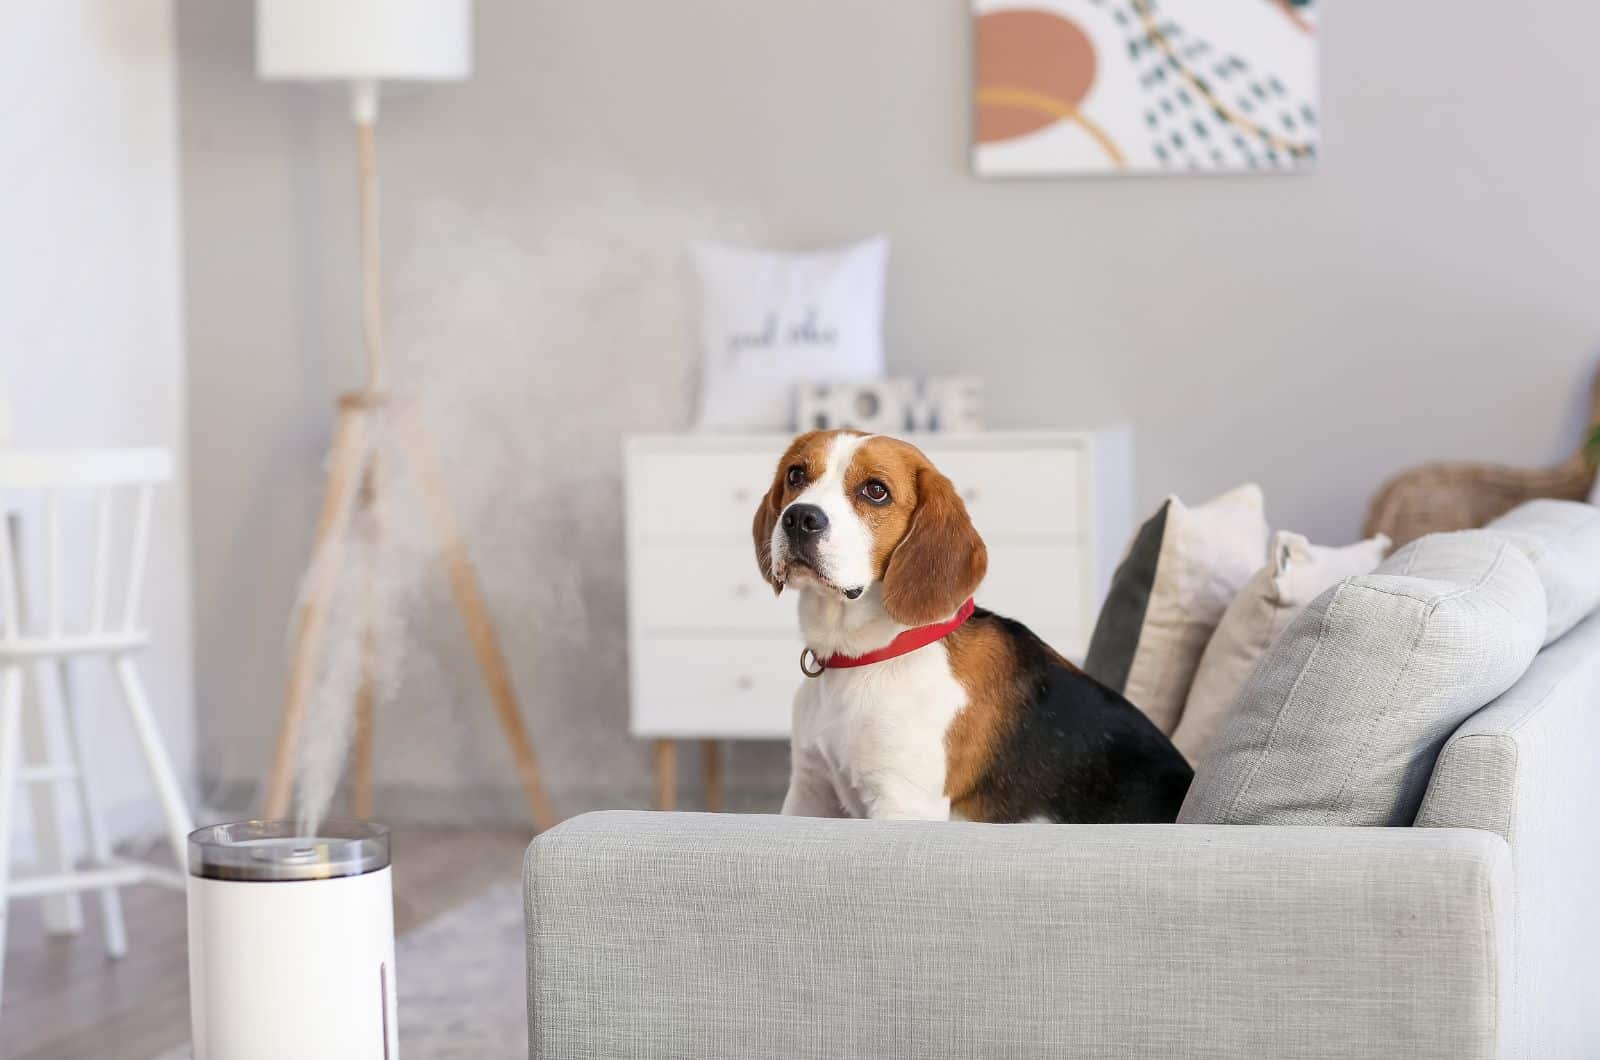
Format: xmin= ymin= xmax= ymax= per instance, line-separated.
xmin=976 ymin=9 xmax=1097 ymax=143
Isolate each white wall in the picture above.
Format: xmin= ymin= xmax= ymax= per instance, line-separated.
xmin=1 ymin=1 xmax=193 ymax=845
xmin=177 ymin=0 xmax=1600 ymax=815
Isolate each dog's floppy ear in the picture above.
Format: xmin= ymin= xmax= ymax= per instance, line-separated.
xmin=882 ymin=465 xmax=987 ymax=626
xmin=751 ymin=462 xmax=788 ymax=596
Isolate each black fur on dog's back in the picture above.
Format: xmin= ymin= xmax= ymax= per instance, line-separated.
xmin=947 ymin=607 xmax=1192 ymax=824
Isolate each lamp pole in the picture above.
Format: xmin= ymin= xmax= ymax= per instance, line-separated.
xmin=258 ymin=58 xmax=557 ymax=830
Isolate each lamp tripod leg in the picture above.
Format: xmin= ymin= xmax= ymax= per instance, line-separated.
xmin=351 ymin=451 xmax=382 ymax=820
xmin=263 ymin=407 xmax=371 ymax=820
xmin=395 ymin=405 xmax=558 ymax=832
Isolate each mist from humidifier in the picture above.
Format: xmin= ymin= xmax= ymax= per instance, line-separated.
xmin=283 ymin=174 xmax=758 ymax=836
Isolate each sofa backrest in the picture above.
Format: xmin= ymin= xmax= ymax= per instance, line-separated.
xmin=1179 ymin=529 xmax=1545 ymax=827
xmin=1416 ymin=605 xmax=1600 ymax=1057
xmin=1178 ymin=498 xmax=1600 ymax=1053
xmin=1484 ymin=499 xmax=1600 ymax=645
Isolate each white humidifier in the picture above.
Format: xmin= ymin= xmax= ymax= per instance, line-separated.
xmin=187 ymin=820 xmax=398 ymax=1059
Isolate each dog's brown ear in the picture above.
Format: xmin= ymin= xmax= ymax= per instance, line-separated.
xmin=882 ymin=465 xmax=987 ymax=626
xmin=751 ymin=463 xmax=787 ymax=596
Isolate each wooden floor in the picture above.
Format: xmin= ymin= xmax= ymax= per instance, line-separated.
xmin=0 ymin=827 xmax=534 ymax=1060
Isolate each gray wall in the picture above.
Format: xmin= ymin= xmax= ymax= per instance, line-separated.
xmin=177 ymin=0 xmax=1600 ymax=819
xmin=4 ymin=0 xmax=194 ymax=847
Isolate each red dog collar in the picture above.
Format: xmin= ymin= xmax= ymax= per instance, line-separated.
xmin=800 ymin=598 xmax=976 ymax=677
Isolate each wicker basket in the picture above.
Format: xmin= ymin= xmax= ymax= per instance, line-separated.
xmin=1363 ymin=367 xmax=1600 ymax=548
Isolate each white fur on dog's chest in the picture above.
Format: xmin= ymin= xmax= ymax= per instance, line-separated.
xmin=791 ymin=643 xmax=968 ymax=820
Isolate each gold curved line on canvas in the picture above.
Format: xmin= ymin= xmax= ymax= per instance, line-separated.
xmin=1131 ymin=0 xmax=1313 ymax=159
xmin=1269 ymin=0 xmax=1314 ymax=36
xmin=977 ymin=86 xmax=1128 ymax=168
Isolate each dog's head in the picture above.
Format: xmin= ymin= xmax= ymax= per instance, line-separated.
xmin=752 ymin=430 xmax=987 ymax=626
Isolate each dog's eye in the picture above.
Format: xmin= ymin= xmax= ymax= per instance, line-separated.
xmin=786 ymin=466 xmax=806 ymax=488
xmin=860 ymin=480 xmax=891 ymax=505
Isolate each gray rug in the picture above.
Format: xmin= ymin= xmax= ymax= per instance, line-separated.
xmin=156 ymin=880 xmax=527 ymax=1058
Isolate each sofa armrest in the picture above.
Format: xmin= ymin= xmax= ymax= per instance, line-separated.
xmin=524 ymin=812 xmax=1511 ymax=1059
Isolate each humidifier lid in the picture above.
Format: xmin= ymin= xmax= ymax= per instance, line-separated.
xmin=188 ymin=819 xmax=390 ymax=882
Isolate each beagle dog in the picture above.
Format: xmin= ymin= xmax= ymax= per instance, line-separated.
xmin=754 ymin=430 xmax=1192 ymax=823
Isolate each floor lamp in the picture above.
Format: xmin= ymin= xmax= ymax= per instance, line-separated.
xmin=255 ymin=0 xmax=557 ymax=830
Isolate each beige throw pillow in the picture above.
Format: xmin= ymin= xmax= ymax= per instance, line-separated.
xmin=1111 ymin=484 xmax=1269 ymax=735
xmin=1173 ymin=530 xmax=1391 ymax=764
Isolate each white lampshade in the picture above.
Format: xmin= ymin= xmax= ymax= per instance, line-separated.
xmin=257 ymin=0 xmax=472 ymax=82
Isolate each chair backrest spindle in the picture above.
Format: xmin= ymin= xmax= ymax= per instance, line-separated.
xmin=45 ymin=487 xmax=62 ymax=638
xmin=0 ymin=513 xmax=19 ymax=644
xmin=90 ymin=487 xmax=113 ymax=634
xmin=0 ymin=448 xmax=169 ymax=652
xmin=123 ymin=483 xmax=155 ymax=635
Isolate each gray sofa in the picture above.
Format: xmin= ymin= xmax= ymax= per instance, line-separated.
xmin=525 ymin=503 xmax=1600 ymax=1058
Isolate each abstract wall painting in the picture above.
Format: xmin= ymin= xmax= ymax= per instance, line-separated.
xmin=973 ymin=0 xmax=1319 ymax=176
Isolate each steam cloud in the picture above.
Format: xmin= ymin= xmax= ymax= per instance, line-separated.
xmin=284 ymin=175 xmax=758 ymax=836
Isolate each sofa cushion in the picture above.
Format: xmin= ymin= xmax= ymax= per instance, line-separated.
xmin=1179 ymin=529 xmax=1545 ymax=826
xmin=1173 ymin=530 xmax=1390 ymax=766
xmin=1084 ymin=484 xmax=1268 ymax=734
xmin=1486 ymin=499 xmax=1600 ymax=645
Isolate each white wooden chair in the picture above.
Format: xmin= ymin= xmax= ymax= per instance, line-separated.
xmin=0 ymin=449 xmax=193 ymax=1002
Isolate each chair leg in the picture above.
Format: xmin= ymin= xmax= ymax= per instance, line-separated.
xmin=23 ymin=661 xmax=84 ymax=935
xmin=7 ymin=513 xmax=83 ymax=935
xmin=0 ymin=665 xmax=26 ymax=1005
xmin=58 ymin=660 xmax=127 ymax=957
xmin=111 ymin=656 xmax=193 ymax=874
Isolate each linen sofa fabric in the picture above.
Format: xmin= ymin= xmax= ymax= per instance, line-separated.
xmin=526 ymin=812 xmax=1511 ymax=1060
xmin=1417 ymin=607 xmax=1600 ymax=1058
xmin=1173 ymin=530 xmax=1390 ymax=765
xmin=1084 ymin=484 xmax=1268 ymax=734
xmin=1485 ymin=499 xmax=1600 ymax=645
xmin=1179 ymin=530 xmax=1545 ymax=827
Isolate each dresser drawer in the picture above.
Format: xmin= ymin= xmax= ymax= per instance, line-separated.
xmin=916 ymin=446 xmax=1083 ymax=539
xmin=631 ymin=443 xmax=1086 ymax=542
xmin=630 ymin=635 xmax=799 ymax=738
xmin=630 ymin=449 xmax=774 ymax=540
xmin=632 ymin=543 xmax=797 ymax=633
xmin=977 ymin=543 xmax=1089 ymax=660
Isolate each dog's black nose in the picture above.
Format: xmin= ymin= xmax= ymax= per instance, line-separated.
xmin=781 ymin=504 xmax=828 ymax=538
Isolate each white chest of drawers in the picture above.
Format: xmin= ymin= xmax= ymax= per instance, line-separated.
xmin=623 ymin=429 xmax=1134 ymax=755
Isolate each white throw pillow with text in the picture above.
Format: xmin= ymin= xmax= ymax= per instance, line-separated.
xmin=692 ymin=237 xmax=887 ymax=430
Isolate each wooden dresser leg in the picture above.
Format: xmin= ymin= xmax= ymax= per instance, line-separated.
xmin=702 ymin=739 xmax=723 ymax=813
xmin=654 ymin=740 xmax=676 ymax=811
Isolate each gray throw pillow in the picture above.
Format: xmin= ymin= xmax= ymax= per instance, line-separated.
xmin=1179 ymin=529 xmax=1545 ymax=827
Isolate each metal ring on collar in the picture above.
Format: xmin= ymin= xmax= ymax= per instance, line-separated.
xmin=799 ymin=647 xmax=826 ymax=678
